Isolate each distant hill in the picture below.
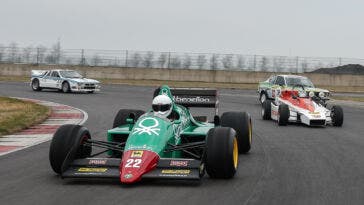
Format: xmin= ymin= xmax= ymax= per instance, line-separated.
xmin=310 ymin=64 xmax=364 ymax=75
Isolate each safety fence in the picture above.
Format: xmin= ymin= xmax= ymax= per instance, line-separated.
xmin=1 ymin=46 xmax=363 ymax=73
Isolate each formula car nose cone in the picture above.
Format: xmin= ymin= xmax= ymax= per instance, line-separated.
xmin=120 ymin=150 xmax=159 ymax=183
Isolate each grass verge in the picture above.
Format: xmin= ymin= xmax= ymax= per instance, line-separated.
xmin=0 ymin=97 xmax=50 ymax=136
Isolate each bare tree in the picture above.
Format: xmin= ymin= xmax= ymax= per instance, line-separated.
xmin=182 ymin=54 xmax=192 ymax=68
xmin=0 ymin=44 xmax=5 ymax=62
xmin=92 ymin=54 xmax=101 ymax=66
xmin=130 ymin=52 xmax=142 ymax=67
xmin=8 ymin=42 xmax=18 ymax=62
xmin=158 ymin=53 xmax=168 ymax=68
xmin=51 ymin=40 xmax=62 ymax=64
xmin=210 ymin=54 xmax=219 ymax=69
xmin=143 ymin=52 xmax=154 ymax=68
xmin=196 ymin=55 xmax=207 ymax=69
xmin=36 ymin=45 xmax=47 ymax=64
xmin=22 ymin=46 xmax=33 ymax=63
xmin=236 ymin=55 xmax=245 ymax=69
xmin=170 ymin=56 xmax=181 ymax=68
xmin=222 ymin=54 xmax=233 ymax=69
xmin=260 ymin=56 xmax=269 ymax=71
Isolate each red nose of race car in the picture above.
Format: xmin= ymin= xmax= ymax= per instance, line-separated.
xmin=119 ymin=150 xmax=159 ymax=183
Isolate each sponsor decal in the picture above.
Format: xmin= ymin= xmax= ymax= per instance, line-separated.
xmin=132 ymin=117 xmax=160 ymax=136
xmin=88 ymin=159 xmax=107 ymax=165
xmin=131 ymin=150 xmax=144 ymax=158
xmin=170 ymin=160 xmax=189 ymax=167
xmin=77 ymin=168 xmax=107 ymax=172
xmin=173 ymin=96 xmax=210 ymax=103
xmin=161 ymin=169 xmax=190 ymax=174
xmin=124 ymin=174 xmax=133 ymax=179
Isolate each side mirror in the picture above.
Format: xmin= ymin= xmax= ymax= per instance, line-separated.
xmin=126 ymin=118 xmax=134 ymax=124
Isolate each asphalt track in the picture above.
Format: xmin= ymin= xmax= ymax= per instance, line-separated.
xmin=0 ymin=82 xmax=363 ymax=205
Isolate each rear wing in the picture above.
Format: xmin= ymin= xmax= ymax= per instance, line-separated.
xmin=153 ymin=86 xmax=219 ymax=115
xmin=31 ymin=70 xmax=49 ymax=77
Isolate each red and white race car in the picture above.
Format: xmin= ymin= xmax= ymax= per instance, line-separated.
xmin=261 ymin=85 xmax=343 ymax=127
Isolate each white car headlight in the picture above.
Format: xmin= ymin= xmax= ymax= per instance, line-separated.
xmin=309 ymin=91 xmax=315 ymax=98
xmin=319 ymin=92 xmax=325 ymax=98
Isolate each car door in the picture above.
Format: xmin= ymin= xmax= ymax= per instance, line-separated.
xmin=40 ymin=71 xmax=52 ymax=87
xmin=50 ymin=71 xmax=62 ymax=88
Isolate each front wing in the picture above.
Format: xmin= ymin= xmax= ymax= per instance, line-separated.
xmin=62 ymin=158 xmax=202 ymax=181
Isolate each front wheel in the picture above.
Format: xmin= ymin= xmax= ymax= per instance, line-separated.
xmin=49 ymin=125 xmax=92 ymax=174
xmin=205 ymin=127 xmax=238 ymax=179
xmin=31 ymin=79 xmax=42 ymax=91
xmin=278 ymin=104 xmax=289 ymax=126
xmin=331 ymin=105 xmax=343 ymax=127
xmin=260 ymin=92 xmax=267 ymax=104
xmin=221 ymin=112 xmax=252 ymax=154
xmin=262 ymin=100 xmax=272 ymax=120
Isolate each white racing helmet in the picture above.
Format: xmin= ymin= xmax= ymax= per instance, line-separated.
xmin=152 ymin=94 xmax=172 ymax=118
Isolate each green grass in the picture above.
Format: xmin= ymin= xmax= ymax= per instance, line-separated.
xmin=0 ymin=97 xmax=50 ymax=136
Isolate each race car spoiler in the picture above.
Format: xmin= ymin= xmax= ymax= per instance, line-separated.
xmin=61 ymin=158 xmax=201 ymax=181
xmin=170 ymin=88 xmax=219 ymax=108
xmin=31 ymin=70 xmax=48 ymax=77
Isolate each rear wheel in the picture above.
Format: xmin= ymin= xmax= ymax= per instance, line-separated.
xmin=262 ymin=100 xmax=272 ymax=120
xmin=331 ymin=105 xmax=343 ymax=127
xmin=31 ymin=79 xmax=42 ymax=91
xmin=62 ymin=81 xmax=70 ymax=93
xmin=113 ymin=109 xmax=145 ymax=128
xmin=221 ymin=112 xmax=252 ymax=154
xmin=49 ymin=125 xmax=92 ymax=174
xmin=205 ymin=127 xmax=238 ymax=179
xmin=278 ymin=104 xmax=289 ymax=126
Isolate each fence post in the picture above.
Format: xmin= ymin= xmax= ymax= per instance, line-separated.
xmin=125 ymin=50 xmax=128 ymax=67
xmin=253 ymin=55 xmax=256 ymax=71
xmin=338 ymin=57 xmax=342 ymax=66
xmin=36 ymin=47 xmax=40 ymax=65
xmin=167 ymin=52 xmax=171 ymax=68
xmin=81 ymin=49 xmax=85 ymax=66
xmin=296 ymin=56 xmax=299 ymax=73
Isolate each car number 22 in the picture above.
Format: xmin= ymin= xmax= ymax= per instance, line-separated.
xmin=125 ymin=159 xmax=142 ymax=168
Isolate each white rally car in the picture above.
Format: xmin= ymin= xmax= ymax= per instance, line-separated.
xmin=261 ymin=85 xmax=343 ymax=127
xmin=31 ymin=70 xmax=101 ymax=93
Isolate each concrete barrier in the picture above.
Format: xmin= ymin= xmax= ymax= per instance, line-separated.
xmin=1 ymin=63 xmax=363 ymax=87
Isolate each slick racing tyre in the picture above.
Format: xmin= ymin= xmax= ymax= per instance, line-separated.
xmin=205 ymin=127 xmax=238 ymax=179
xmin=278 ymin=104 xmax=289 ymax=126
xmin=112 ymin=109 xmax=145 ymax=128
xmin=111 ymin=109 xmax=145 ymax=158
xmin=331 ymin=105 xmax=343 ymax=127
xmin=49 ymin=125 xmax=92 ymax=174
xmin=260 ymin=92 xmax=268 ymax=104
xmin=221 ymin=112 xmax=252 ymax=154
xmin=62 ymin=81 xmax=71 ymax=93
xmin=262 ymin=100 xmax=272 ymax=120
xmin=31 ymin=79 xmax=42 ymax=91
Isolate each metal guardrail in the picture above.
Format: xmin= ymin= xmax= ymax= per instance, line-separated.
xmin=1 ymin=46 xmax=363 ymax=73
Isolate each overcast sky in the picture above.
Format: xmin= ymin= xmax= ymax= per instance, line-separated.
xmin=1 ymin=0 xmax=363 ymax=58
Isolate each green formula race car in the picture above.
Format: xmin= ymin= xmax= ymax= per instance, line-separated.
xmin=49 ymin=85 xmax=253 ymax=184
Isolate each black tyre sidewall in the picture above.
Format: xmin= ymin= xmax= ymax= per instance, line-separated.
xmin=62 ymin=81 xmax=70 ymax=93
xmin=278 ymin=104 xmax=289 ymax=126
xmin=31 ymin=79 xmax=41 ymax=91
xmin=221 ymin=112 xmax=252 ymax=154
xmin=262 ymin=100 xmax=272 ymax=120
xmin=112 ymin=109 xmax=145 ymax=128
xmin=332 ymin=105 xmax=344 ymax=127
xmin=205 ymin=127 xmax=237 ymax=179
xmin=49 ymin=125 xmax=91 ymax=174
